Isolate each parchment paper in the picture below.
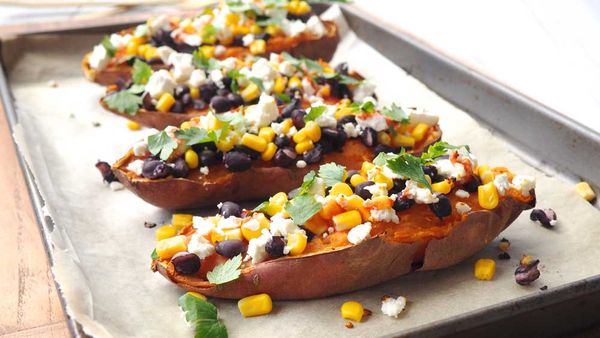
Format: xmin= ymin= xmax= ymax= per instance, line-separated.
xmin=4 ymin=6 xmax=600 ymax=338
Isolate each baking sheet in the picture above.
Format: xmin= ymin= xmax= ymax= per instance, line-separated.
xmin=3 ymin=6 xmax=600 ymax=338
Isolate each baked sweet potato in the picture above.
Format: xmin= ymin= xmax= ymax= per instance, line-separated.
xmin=149 ymin=147 xmax=536 ymax=300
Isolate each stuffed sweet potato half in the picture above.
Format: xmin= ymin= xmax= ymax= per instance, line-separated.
xmin=100 ymin=52 xmax=368 ymax=129
xmin=150 ymin=145 xmax=536 ymax=300
xmin=112 ymin=96 xmax=441 ymax=209
xmin=82 ymin=0 xmax=340 ymax=86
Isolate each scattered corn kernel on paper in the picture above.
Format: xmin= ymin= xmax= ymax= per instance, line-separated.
xmin=4 ymin=5 xmax=600 ymax=338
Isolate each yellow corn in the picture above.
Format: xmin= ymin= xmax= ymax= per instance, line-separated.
xmin=216 ymin=135 xmax=237 ymax=152
xmin=249 ymin=24 xmax=262 ymax=34
xmin=304 ymin=214 xmax=329 ymax=235
xmin=199 ymin=45 xmax=215 ymax=59
xmin=225 ymin=13 xmax=239 ymax=26
xmin=304 ymin=121 xmax=321 ymax=142
xmin=238 ymin=294 xmax=273 ymax=317
xmin=373 ymin=173 xmax=394 ymax=189
xmin=156 ymin=93 xmax=175 ymax=112
xmin=224 ymin=228 xmax=242 ymax=241
xmin=411 ymin=123 xmax=430 ymax=142
xmin=480 ymin=170 xmax=495 ymax=184
xmin=190 ymin=87 xmax=200 ymax=100
xmin=280 ymin=119 xmax=294 ymax=134
xmin=184 ymin=149 xmax=199 ymax=169
xmin=273 ymin=76 xmax=287 ymax=94
xmin=265 ymin=24 xmax=280 ymax=36
xmin=520 ymin=255 xmax=535 ymax=265
xmin=180 ymin=121 xmax=192 ymax=130
xmin=210 ymin=228 xmax=242 ymax=243
xmin=319 ymin=199 xmax=345 ymax=220
xmin=392 ymin=134 xmax=416 ymax=148
xmin=258 ymin=127 xmax=276 ymax=143
xmin=127 ymin=120 xmax=141 ymax=131
xmin=241 ymin=213 xmax=270 ymax=241
xmin=474 ymin=258 xmax=496 ymax=281
xmin=330 ymin=182 xmax=354 ymax=196
xmin=333 ymin=210 xmax=363 ymax=231
xmin=172 ymin=214 xmax=193 ymax=229
xmin=334 ymin=107 xmax=353 ymax=120
xmin=340 ymin=301 xmax=364 ymax=322
xmin=144 ymin=46 xmax=158 ymax=60
xmin=295 ymin=140 xmax=314 ymax=154
xmin=232 ymin=25 xmax=250 ymax=36
xmin=292 ymin=128 xmax=309 ymax=143
xmin=350 ymin=174 xmax=366 ymax=187
xmin=241 ymin=133 xmax=268 ymax=152
xmin=287 ymin=76 xmax=301 ymax=89
xmin=241 ymin=82 xmax=261 ymax=102
xmin=265 ymin=192 xmax=288 ymax=216
xmin=155 ymin=235 xmax=187 ymax=259
xmin=344 ymin=195 xmax=370 ymax=220
xmin=377 ymin=132 xmax=392 ymax=146
xmin=360 ymin=161 xmax=375 ymax=175
xmin=137 ymin=43 xmax=150 ymax=57
xmin=155 ymin=225 xmax=177 ymax=241
xmin=249 ymin=39 xmax=266 ymax=55
xmin=287 ymin=232 xmax=308 ymax=256
xmin=431 ymin=180 xmax=453 ymax=194
xmin=186 ymin=291 xmax=207 ymax=301
xmin=575 ymin=181 xmax=596 ymax=201
xmin=478 ymin=182 xmax=499 ymax=210
xmin=476 ymin=164 xmax=490 ymax=177
xmin=261 ymin=142 xmax=277 ymax=161
xmin=318 ymin=84 xmax=331 ymax=97
xmin=126 ymin=40 xmax=141 ymax=56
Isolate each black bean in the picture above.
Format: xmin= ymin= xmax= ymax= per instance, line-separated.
xmin=291 ymin=109 xmax=306 ymax=129
xmin=227 ymin=93 xmax=244 ymax=107
xmin=172 ymin=158 xmax=189 ymax=178
xmin=95 ymin=161 xmax=117 ymax=183
xmin=285 ymin=87 xmax=300 ymax=98
xmin=422 ymin=165 xmax=438 ymax=179
xmin=125 ymin=56 xmax=141 ymax=67
xmin=174 ymin=85 xmax=190 ymax=99
xmin=171 ymin=252 xmax=201 ymax=275
xmin=274 ymin=135 xmax=291 ymax=148
xmin=332 ymin=126 xmax=347 ymax=150
xmin=393 ymin=198 xmax=415 ymax=212
xmin=192 ymin=99 xmax=207 ymax=110
xmin=530 ymin=208 xmax=557 ymax=228
xmin=171 ymin=101 xmax=185 ymax=113
xmin=273 ymin=147 xmax=297 ymax=167
xmin=345 ymin=170 xmax=360 ymax=184
xmin=360 ymin=127 xmax=377 ymax=147
xmin=176 ymin=42 xmax=195 ymax=54
xmin=316 ymin=138 xmax=333 ymax=153
xmin=219 ymin=201 xmax=243 ymax=218
xmin=223 ymin=151 xmax=252 ymax=172
xmin=222 ymin=77 xmax=233 ymax=89
xmin=390 ymin=179 xmax=407 ymax=194
xmin=200 ymin=81 xmax=218 ymax=101
xmin=181 ymin=93 xmax=192 ymax=107
xmin=281 ymin=98 xmax=301 ymax=118
xmin=215 ymin=240 xmax=245 ymax=258
xmin=217 ymin=88 xmax=230 ymax=97
xmin=265 ymin=237 xmax=285 ymax=258
xmin=142 ymin=93 xmax=155 ymax=111
xmin=255 ymin=32 xmax=271 ymax=41
xmin=322 ymin=127 xmax=339 ymax=140
xmin=199 ymin=149 xmax=218 ymax=166
xmin=337 ymin=115 xmax=356 ymax=125
xmin=515 ymin=260 xmax=541 ymax=285
xmin=303 ymin=146 xmax=323 ymax=164
xmin=355 ymin=181 xmax=375 ymax=200
xmin=335 ymin=62 xmax=349 ymax=75
xmin=141 ymin=159 xmax=172 ymax=179
xmin=374 ymin=144 xmax=395 ymax=155
xmin=234 ymin=145 xmax=261 ymax=160
xmin=210 ymin=96 xmax=231 ymax=113
xmin=429 ymin=195 xmax=452 ymax=219
xmin=301 ymin=227 xmax=315 ymax=241
xmin=463 ymin=175 xmax=481 ymax=192
xmin=232 ymin=35 xmax=244 ymax=47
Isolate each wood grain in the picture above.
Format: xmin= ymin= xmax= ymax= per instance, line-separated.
xmin=0 ymin=105 xmax=69 ymax=336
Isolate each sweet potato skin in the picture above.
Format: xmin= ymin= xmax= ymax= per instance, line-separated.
xmin=82 ymin=21 xmax=340 ymax=86
xmin=113 ymin=127 xmax=441 ymax=209
xmin=155 ymin=193 xmax=533 ymax=300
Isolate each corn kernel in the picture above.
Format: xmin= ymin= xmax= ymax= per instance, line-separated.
xmin=261 ymin=142 xmax=277 ymax=161
xmin=288 ymin=76 xmax=301 ymax=89
xmin=476 ymin=164 xmax=490 ymax=177
xmin=360 ymin=161 xmax=375 ymax=175
xmin=292 ymin=128 xmax=309 ymax=143
xmin=273 ymin=76 xmax=286 ymax=94
xmin=319 ymin=198 xmax=345 ymax=220
xmin=172 ymin=214 xmax=193 ymax=229
xmin=184 ymin=149 xmax=199 ymax=169
xmin=480 ymin=170 xmax=495 ymax=184
xmin=186 ymin=291 xmax=207 ymax=301
xmin=295 ymin=140 xmax=314 ymax=154
xmin=249 ymin=39 xmax=266 ymax=55
xmin=330 ymin=182 xmax=354 ymax=196
xmin=392 ymin=134 xmax=416 ymax=148
xmin=373 ymin=173 xmax=393 ymax=189
xmin=265 ymin=192 xmax=288 ymax=216
xmin=155 ymin=235 xmax=187 ymax=259
xmin=137 ymin=43 xmax=150 ymax=57
xmin=225 ymin=13 xmax=239 ymax=26
xmin=155 ymin=225 xmax=177 ymax=241
xmin=200 ymin=45 xmax=215 ymax=59
xmin=258 ymin=127 xmax=276 ymax=143
xmin=340 ymin=301 xmax=364 ymax=322
xmin=344 ymin=195 xmax=370 ymax=220
xmin=318 ymin=84 xmax=331 ymax=97
xmin=575 ymin=181 xmax=596 ymax=201
xmin=377 ymin=131 xmax=392 ymax=146
xmin=232 ymin=25 xmax=250 ymax=36
xmin=304 ymin=121 xmax=321 ymax=142
xmin=216 ymin=136 xmax=236 ymax=152
xmin=296 ymin=1 xmax=311 ymax=14
xmin=242 ymin=213 xmax=269 ymax=240
xmin=335 ymin=107 xmax=353 ymax=120
xmin=431 ymin=180 xmax=453 ymax=194
xmin=180 ymin=121 xmax=192 ymax=130
xmin=238 ymin=294 xmax=273 ymax=317
xmin=241 ymin=82 xmax=261 ymax=102
xmin=156 ymin=93 xmax=175 ymax=112
xmin=144 ymin=46 xmax=158 ymax=60
xmin=224 ymin=228 xmax=242 ymax=241
xmin=241 ymin=133 xmax=268 ymax=152
xmin=474 ymin=258 xmax=496 ymax=281
xmin=333 ymin=210 xmax=363 ymax=231
xmin=287 ymin=232 xmax=308 ymax=255
xmin=249 ymin=24 xmax=262 ymax=34
xmin=280 ymin=119 xmax=294 ymax=134
xmin=350 ymin=174 xmax=366 ymax=187
xmin=126 ymin=40 xmax=141 ymax=56
xmin=304 ymin=214 xmax=329 ymax=235
xmin=127 ymin=120 xmax=141 ymax=131
xmin=265 ymin=24 xmax=280 ymax=36
xmin=190 ymin=87 xmax=200 ymax=100
xmin=478 ymin=182 xmax=499 ymax=210
xmin=411 ymin=123 xmax=430 ymax=142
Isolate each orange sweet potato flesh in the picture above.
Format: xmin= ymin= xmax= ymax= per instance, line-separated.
xmin=113 ymin=127 xmax=441 ymax=209
xmin=82 ymin=21 xmax=340 ymax=86
xmin=154 ymin=191 xmax=534 ymax=300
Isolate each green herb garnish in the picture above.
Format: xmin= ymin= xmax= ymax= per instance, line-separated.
xmin=285 ymin=194 xmax=321 ymax=225
xmin=386 ymin=153 xmax=431 ymax=190
xmin=148 ymin=131 xmax=178 ymax=160
xmin=206 ymin=254 xmax=242 ymax=285
xmin=297 ymin=170 xmax=317 ymax=195
xmin=318 ymin=162 xmax=345 ymax=187
xmin=381 ymin=103 xmax=409 ymax=123
xmin=303 ymin=105 xmax=327 ymax=122
xmin=175 ymin=127 xmax=219 ymax=146
xmin=101 ymin=35 xmax=116 ymax=57
xmin=102 ymin=88 xmax=143 ymax=115
xmin=179 ymin=293 xmax=228 ymax=338
xmin=252 ymin=201 xmax=270 ymax=213
xmin=150 ymin=249 xmax=159 ymax=260
xmin=420 ymin=141 xmax=469 ymax=163
xmin=132 ymin=59 xmax=152 ymax=84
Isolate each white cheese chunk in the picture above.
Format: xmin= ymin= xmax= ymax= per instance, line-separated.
xmin=365 ymin=183 xmax=388 ymax=198
xmin=209 ymin=69 xmax=224 ymax=87
xmin=188 ymin=69 xmax=207 ymax=87
xmin=244 ymin=94 xmax=279 ymax=131
xmin=269 ymin=213 xmax=302 ymax=238
xmin=187 ymin=233 xmax=215 ymax=259
xmin=126 ymin=159 xmax=145 ymax=176
xmin=511 ymin=175 xmax=536 ymax=197
xmin=306 ymin=16 xmax=326 ymax=38
xmin=296 ymin=160 xmax=307 ymax=168
xmin=278 ymin=60 xmax=295 ymax=76
xmin=381 ymin=296 xmax=407 ymax=318
xmin=250 ymin=58 xmax=278 ymax=83
xmin=192 ymin=216 xmax=215 ymax=236
xmin=347 ymin=222 xmax=372 ymax=245
xmin=132 ymin=140 xmax=148 ymax=156
xmin=343 ymin=123 xmax=360 ymax=138
xmin=220 ymin=57 xmax=238 ymax=71
xmin=146 ymin=69 xmax=176 ymax=99
xmin=301 ymin=78 xmax=315 ymax=96
xmin=356 ymin=114 xmax=388 ymax=132
xmin=370 ymin=208 xmax=400 ymax=224
xmin=217 ymin=216 xmax=243 ymax=229
xmin=199 ymin=166 xmax=209 ymax=175
xmin=282 ymin=19 xmax=307 ymax=38
xmin=353 ymin=82 xmax=376 ymax=103
xmin=242 ymin=33 xmax=255 ymax=47
xmin=247 ymin=232 xmax=272 ymax=264
xmin=455 ymin=189 xmax=470 ymax=198
xmin=402 ymin=180 xmax=439 ymax=204
xmin=455 ymin=202 xmax=472 ymax=215
xmin=434 ymin=159 xmax=466 ymax=181
xmin=157 ymin=46 xmax=176 ymax=65
xmin=89 ymin=45 xmax=109 ymax=70
xmin=150 ymin=15 xmax=170 ymax=32
xmin=214 ymin=45 xmax=226 ymax=57
xmin=493 ymin=173 xmax=510 ymax=196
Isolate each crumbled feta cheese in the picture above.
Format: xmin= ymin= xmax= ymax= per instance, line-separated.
xmin=187 ymin=233 xmax=215 ymax=259
xmin=109 ymin=181 xmax=124 ymax=191
xmin=192 ymin=216 xmax=215 ymax=236
xmin=188 ymin=69 xmax=207 ymax=87
xmin=370 ymin=208 xmax=400 ymax=224
xmin=282 ymin=19 xmax=307 ymax=38
xmin=305 ymin=16 xmax=326 ymax=38
xmin=200 ymin=166 xmax=209 ymax=175
xmin=493 ymin=173 xmax=510 ymax=196
xmin=313 ymin=104 xmax=337 ymax=128
xmin=383 ymin=164 xmax=405 ymax=179
xmin=301 ymin=78 xmax=315 ymax=96
xmin=132 ymin=140 xmax=148 ymax=156
xmin=343 ymin=123 xmax=360 ymax=138
xmin=88 ymin=44 xmax=109 ymax=70
xmin=402 ymin=180 xmax=439 ymax=204
xmin=209 ymin=69 xmax=224 ymax=87
xmin=457 ymin=147 xmax=478 ymax=168
xmin=407 ymin=112 xmax=439 ymax=127
xmin=347 ymin=222 xmax=372 ymax=245
xmin=168 ymin=53 xmax=194 ymax=83
xmin=309 ymin=177 xmax=327 ymax=197
xmin=365 ymin=183 xmax=388 ymax=197
xmin=296 ymin=160 xmax=307 ymax=168
xmin=247 ymin=232 xmax=272 ymax=264
xmin=270 ymin=121 xmax=285 ymax=135
xmin=220 ymin=57 xmax=238 ymax=71
xmin=269 ymin=213 xmax=302 ymax=238
xmin=455 ymin=202 xmax=471 ymax=215
xmin=218 ymin=216 xmax=243 ymax=229
xmin=353 ymin=82 xmax=376 ymax=103
xmin=286 ymin=126 xmax=298 ymax=137
xmin=214 ymin=45 xmax=226 ymax=57
xmin=381 ymin=296 xmax=407 ymax=318
xmin=146 ymin=69 xmax=176 ymax=99
xmin=242 ymin=33 xmax=255 ymax=46
xmin=150 ymin=15 xmax=170 ymax=32
xmin=511 ymin=175 xmax=536 ymax=197
xmin=278 ymin=60 xmax=295 ymax=76
xmin=242 ymin=218 xmax=261 ymax=232
xmin=244 ymin=94 xmax=279 ymax=131
xmin=157 ymin=46 xmax=176 ymax=64
xmin=126 ymin=159 xmax=145 ymax=175
xmin=455 ymin=189 xmax=470 ymax=198
xmin=356 ymin=113 xmax=388 ymax=132
xmin=434 ymin=159 xmax=466 ymax=180
xmin=109 ymin=33 xmax=131 ymax=48
xmin=182 ymin=33 xmax=201 ymax=46
xmin=250 ymin=58 xmax=278 ymax=83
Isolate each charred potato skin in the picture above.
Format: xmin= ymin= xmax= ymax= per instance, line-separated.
xmin=155 ymin=192 xmax=534 ymax=300
xmin=112 ymin=127 xmax=442 ymax=209
xmin=82 ymin=21 xmax=340 ymax=86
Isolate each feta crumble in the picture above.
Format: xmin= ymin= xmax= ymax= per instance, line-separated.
xmin=402 ymin=180 xmax=439 ymax=204
xmin=306 ymin=16 xmax=326 ymax=38
xmin=247 ymin=232 xmax=272 ymax=264
xmin=244 ymin=94 xmax=279 ymax=131
xmin=493 ymin=173 xmax=510 ymax=196
xmin=356 ymin=113 xmax=388 ymax=132
xmin=347 ymin=222 xmax=372 ymax=245
xmin=132 ymin=140 xmax=148 ymax=156
xmin=343 ymin=123 xmax=360 ymax=138
xmin=296 ymin=160 xmax=307 ymax=168
xmin=455 ymin=202 xmax=472 ymax=215
xmin=381 ymin=296 xmax=407 ymax=318
xmin=187 ymin=233 xmax=215 ymax=259
xmin=455 ymin=189 xmax=470 ymax=198
xmin=199 ymin=166 xmax=209 ymax=175
xmin=370 ymin=208 xmax=400 ymax=224
xmin=192 ymin=216 xmax=215 ymax=236
xmin=126 ymin=159 xmax=145 ymax=175
xmin=146 ymin=69 xmax=176 ymax=99
xmin=511 ymin=175 xmax=536 ymax=196
xmin=89 ymin=45 xmax=109 ymax=70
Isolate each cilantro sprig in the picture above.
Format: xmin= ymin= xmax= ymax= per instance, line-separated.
xmin=318 ymin=163 xmax=345 ymax=187
xmin=148 ymin=131 xmax=178 ymax=160
xmin=207 ymin=254 xmax=242 ymax=285
xmin=303 ymin=106 xmax=327 ymax=122
xmin=381 ymin=103 xmax=409 ymax=124
xmin=100 ymin=35 xmax=116 ymax=57
xmin=193 ymin=50 xmax=221 ymax=70
xmin=132 ymin=59 xmax=152 ymax=84
xmin=386 ymin=153 xmax=431 ymax=190
xmin=349 ymin=100 xmax=375 ymax=114
xmin=102 ymin=87 xmax=143 ymax=115
xmin=421 ymin=141 xmax=469 ymax=163
xmin=285 ymin=194 xmax=322 ymax=225
xmin=179 ymin=293 xmax=228 ymax=338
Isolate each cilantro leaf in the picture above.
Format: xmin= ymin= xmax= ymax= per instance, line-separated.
xmin=201 ymin=24 xmax=217 ymax=42
xmin=215 ymin=112 xmax=245 ymax=128
xmin=252 ymin=201 xmax=270 ymax=213
xmin=226 ymin=0 xmax=262 ymax=13
xmin=103 ymin=90 xmax=143 ymax=115
xmin=421 ymin=141 xmax=469 ymax=163
xmin=206 ymin=254 xmax=242 ymax=285
xmin=101 ymin=35 xmax=116 ymax=57
xmin=175 ymin=127 xmax=218 ymax=146
xmin=337 ymin=74 xmax=361 ymax=85
xmin=318 ymin=163 xmax=345 ymax=187
xmin=387 ymin=153 xmax=431 ymax=190
xmin=301 ymin=58 xmax=323 ymax=73
xmin=249 ymin=77 xmax=265 ymax=91
xmin=128 ymin=84 xmax=146 ymax=94
xmin=150 ymin=249 xmax=158 ymax=260
xmin=276 ymin=93 xmax=291 ymax=103
xmin=381 ymin=103 xmax=409 ymax=123
xmin=360 ymin=101 xmax=375 ymax=113
xmin=193 ymin=50 xmax=221 ymax=70
xmin=148 ymin=131 xmax=178 ymax=160
xmin=373 ymin=150 xmax=403 ymax=166
xmin=281 ymin=52 xmax=300 ymax=65
xmin=297 ymin=171 xmax=317 ymax=195
xmin=285 ymin=194 xmax=321 ymax=225
xmin=132 ymin=59 xmax=152 ymax=84
xmin=178 ymin=293 xmax=228 ymax=338
xmin=303 ymin=106 xmax=326 ymax=122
